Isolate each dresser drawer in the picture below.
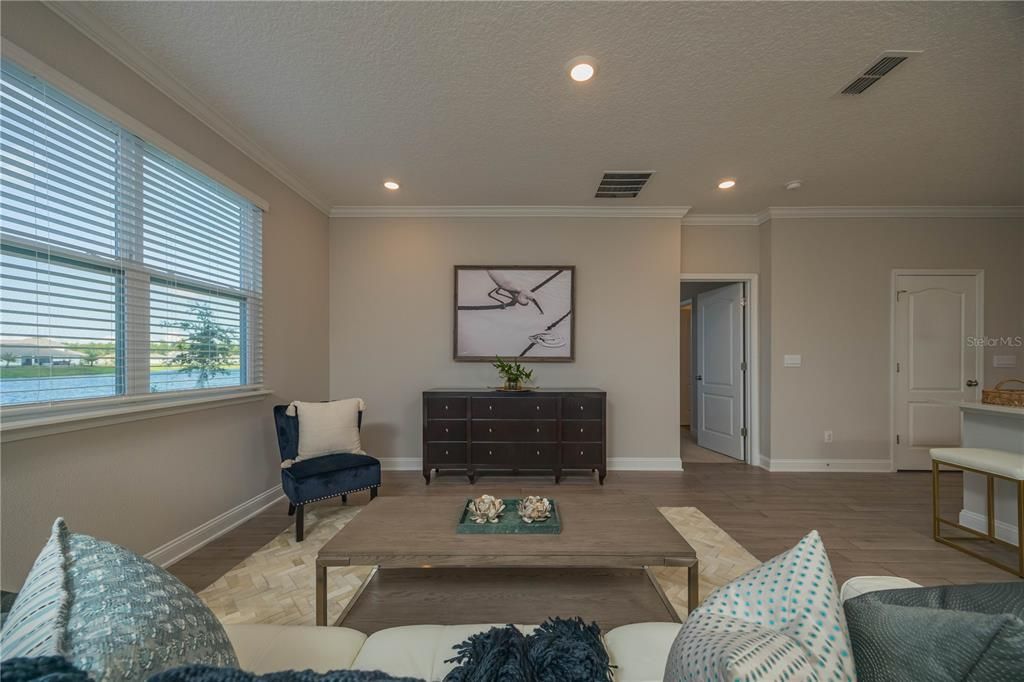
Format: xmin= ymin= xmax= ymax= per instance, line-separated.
xmin=426 ymin=420 xmax=467 ymax=441
xmin=425 ymin=442 xmax=468 ymax=465
xmin=471 ymin=420 xmax=557 ymax=442
xmin=562 ymin=443 xmax=603 ymax=469
xmin=471 ymin=396 xmax=558 ymax=419
xmin=426 ymin=397 xmax=467 ymax=419
xmin=471 ymin=443 xmax=558 ymax=467
xmin=563 ymin=396 xmax=603 ymax=420
xmin=562 ymin=420 xmax=603 ymax=442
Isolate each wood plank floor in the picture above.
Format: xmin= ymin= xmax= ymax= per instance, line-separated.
xmin=169 ymin=464 xmax=1022 ymax=597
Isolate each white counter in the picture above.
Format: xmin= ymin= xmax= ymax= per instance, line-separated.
xmin=958 ymin=402 xmax=1024 ymax=546
xmin=959 ymin=401 xmax=1024 ymax=419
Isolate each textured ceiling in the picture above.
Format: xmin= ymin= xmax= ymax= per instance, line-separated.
xmin=71 ymin=1 xmax=1023 ymax=211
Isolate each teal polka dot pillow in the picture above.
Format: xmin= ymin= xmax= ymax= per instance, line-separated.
xmin=663 ymin=530 xmax=855 ymax=682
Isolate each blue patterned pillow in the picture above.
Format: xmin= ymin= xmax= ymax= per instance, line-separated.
xmin=0 ymin=520 xmax=70 ymax=659
xmin=663 ymin=530 xmax=855 ymax=682
xmin=1 ymin=519 xmax=237 ymax=680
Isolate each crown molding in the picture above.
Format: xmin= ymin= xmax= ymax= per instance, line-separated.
xmin=683 ymin=206 xmax=1023 ymax=226
xmin=44 ymin=1 xmax=331 ymax=215
xmin=682 ymin=214 xmax=763 ymax=227
xmin=328 ymin=205 xmax=692 ymax=219
xmin=766 ymin=205 xmax=1024 ymax=220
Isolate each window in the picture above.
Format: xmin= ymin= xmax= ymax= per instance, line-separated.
xmin=0 ymin=60 xmax=263 ymax=410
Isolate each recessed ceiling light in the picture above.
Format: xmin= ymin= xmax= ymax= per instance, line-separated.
xmin=568 ymin=57 xmax=596 ymax=82
xmin=383 ymin=180 xmax=400 ymax=191
xmin=717 ymin=179 xmax=736 ymax=189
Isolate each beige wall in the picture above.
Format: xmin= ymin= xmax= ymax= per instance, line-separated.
xmin=758 ymin=220 xmax=772 ymax=462
xmin=680 ymin=225 xmax=760 ymax=274
xmin=1 ymin=3 xmax=330 ymax=587
xmin=768 ymin=217 xmax=1024 ymax=465
xmin=329 ymin=217 xmax=681 ymax=467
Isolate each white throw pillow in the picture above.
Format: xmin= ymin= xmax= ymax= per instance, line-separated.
xmin=287 ymin=398 xmax=365 ymax=463
xmin=663 ymin=530 xmax=855 ymax=682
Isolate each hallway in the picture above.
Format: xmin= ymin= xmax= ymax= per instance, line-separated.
xmin=681 ymin=426 xmax=740 ymax=465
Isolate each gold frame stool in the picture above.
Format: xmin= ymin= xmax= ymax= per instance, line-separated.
xmin=930 ymin=447 xmax=1024 ymax=577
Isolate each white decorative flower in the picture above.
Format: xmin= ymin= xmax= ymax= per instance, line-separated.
xmin=468 ymin=495 xmax=505 ymax=524
xmin=517 ymin=496 xmax=552 ymax=524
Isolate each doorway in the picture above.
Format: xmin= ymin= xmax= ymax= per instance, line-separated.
xmin=891 ymin=270 xmax=983 ymax=470
xmin=680 ymin=274 xmax=760 ymax=466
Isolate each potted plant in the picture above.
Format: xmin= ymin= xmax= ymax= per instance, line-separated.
xmin=492 ymin=356 xmax=534 ymax=391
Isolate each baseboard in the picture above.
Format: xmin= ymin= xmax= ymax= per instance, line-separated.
xmin=769 ymin=458 xmax=892 ymax=473
xmin=958 ymin=509 xmax=1020 ymax=547
xmin=379 ymin=457 xmax=684 ymax=471
xmin=145 ymin=487 xmax=285 ymax=568
xmin=608 ymin=457 xmax=682 ymax=471
xmin=378 ymin=457 xmax=422 ymax=471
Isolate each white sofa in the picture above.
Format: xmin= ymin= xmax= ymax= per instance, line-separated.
xmin=223 ymin=576 xmax=920 ymax=682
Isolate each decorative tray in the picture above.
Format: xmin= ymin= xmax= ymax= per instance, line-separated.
xmin=456 ymin=498 xmax=561 ymax=534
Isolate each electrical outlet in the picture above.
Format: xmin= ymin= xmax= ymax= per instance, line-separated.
xmin=824 ymin=430 xmax=834 ymax=443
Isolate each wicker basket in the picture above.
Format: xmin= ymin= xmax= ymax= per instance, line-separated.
xmin=982 ymin=379 xmax=1024 ymax=408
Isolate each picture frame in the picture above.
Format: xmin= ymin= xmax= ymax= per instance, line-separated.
xmin=453 ymin=265 xmax=575 ymax=362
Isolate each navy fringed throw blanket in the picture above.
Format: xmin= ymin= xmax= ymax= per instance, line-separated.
xmin=444 ymin=617 xmax=613 ymax=682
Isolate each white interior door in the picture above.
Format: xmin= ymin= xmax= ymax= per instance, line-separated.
xmin=894 ymin=273 xmax=982 ymax=470
xmin=680 ymin=306 xmax=692 ymax=426
xmin=696 ymin=283 xmax=745 ymax=460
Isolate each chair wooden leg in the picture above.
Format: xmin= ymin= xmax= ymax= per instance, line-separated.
xmin=287 ymin=503 xmax=296 ymax=516
xmin=370 ymin=486 xmax=378 ymax=500
xmin=295 ymin=505 xmax=304 ymax=542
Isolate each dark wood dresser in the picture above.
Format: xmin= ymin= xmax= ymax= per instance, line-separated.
xmin=422 ymin=388 xmax=606 ymax=485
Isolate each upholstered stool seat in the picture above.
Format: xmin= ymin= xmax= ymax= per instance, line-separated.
xmin=930 ymin=447 xmax=1024 ymax=480
xmin=929 ymin=446 xmax=1023 ymax=577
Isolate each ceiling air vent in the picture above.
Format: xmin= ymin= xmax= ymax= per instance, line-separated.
xmin=840 ymin=50 xmax=919 ymax=95
xmin=595 ymin=171 xmax=655 ymax=198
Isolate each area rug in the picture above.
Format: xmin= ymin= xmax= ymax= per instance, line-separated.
xmin=199 ymin=505 xmax=760 ymax=626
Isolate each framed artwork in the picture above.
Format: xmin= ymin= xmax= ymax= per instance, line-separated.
xmin=454 ymin=266 xmax=575 ymax=362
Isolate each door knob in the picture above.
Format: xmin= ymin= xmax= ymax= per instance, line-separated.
xmin=696 ymin=374 xmax=703 ymax=381
xmin=966 ymin=380 xmax=979 ymax=387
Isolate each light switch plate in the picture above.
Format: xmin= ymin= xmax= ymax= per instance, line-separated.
xmin=993 ymin=355 xmax=1018 ymax=368
xmin=784 ymin=354 xmax=802 ymax=368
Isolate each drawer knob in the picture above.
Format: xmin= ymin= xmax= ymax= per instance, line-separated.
xmin=536 ymin=405 xmax=541 ymax=411
xmin=536 ymin=450 xmax=541 ymax=455
xmin=444 ymin=404 xmax=449 ymax=410
xmin=536 ymin=427 xmax=540 ymax=433
xmin=444 ymin=428 xmax=449 ymax=433
xmin=488 ymin=405 xmax=493 ymax=411
xmin=579 ymin=405 xmax=584 ymax=411
xmin=580 ymin=427 xmax=584 ymax=433
xmin=488 ymin=450 xmax=493 ymax=455
xmin=445 ymin=450 xmax=449 ymax=455
xmin=580 ymin=450 xmax=584 ymax=455
xmin=488 ymin=428 xmax=493 ymax=433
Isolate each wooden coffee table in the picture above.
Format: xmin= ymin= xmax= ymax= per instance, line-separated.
xmin=316 ymin=496 xmax=699 ymax=630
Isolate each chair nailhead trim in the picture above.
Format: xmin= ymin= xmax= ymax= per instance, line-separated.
xmin=294 ymin=484 xmax=380 ymax=506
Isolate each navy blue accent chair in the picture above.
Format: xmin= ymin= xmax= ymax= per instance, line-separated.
xmin=273 ymin=404 xmax=381 ymax=541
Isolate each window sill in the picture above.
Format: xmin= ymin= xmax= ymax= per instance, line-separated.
xmin=0 ymin=387 xmax=273 ymax=443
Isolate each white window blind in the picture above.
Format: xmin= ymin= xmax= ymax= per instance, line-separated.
xmin=0 ymin=59 xmax=263 ymax=410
